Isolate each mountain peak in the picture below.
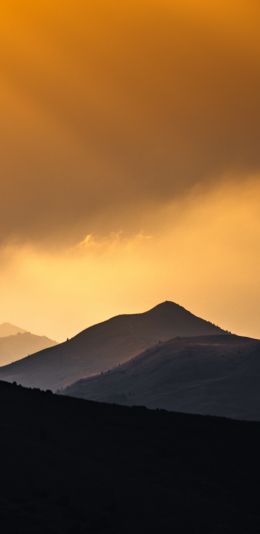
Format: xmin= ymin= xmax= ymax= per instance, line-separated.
xmin=0 ymin=323 xmax=27 ymax=338
xmin=151 ymin=301 xmax=183 ymax=311
xmin=147 ymin=301 xmax=192 ymax=316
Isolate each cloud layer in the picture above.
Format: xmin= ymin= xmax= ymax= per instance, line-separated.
xmin=1 ymin=178 xmax=259 ymax=340
xmin=0 ymin=0 xmax=260 ymax=244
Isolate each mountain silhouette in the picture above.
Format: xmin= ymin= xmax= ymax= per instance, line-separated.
xmin=0 ymin=322 xmax=27 ymax=337
xmin=1 ymin=380 xmax=260 ymax=533
xmin=63 ymin=334 xmax=260 ymax=421
xmin=0 ymin=332 xmax=57 ymax=366
xmin=0 ymin=301 xmax=224 ymax=390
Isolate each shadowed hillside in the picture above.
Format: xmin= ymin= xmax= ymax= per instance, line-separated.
xmin=63 ymin=334 xmax=260 ymax=421
xmin=0 ymin=302 xmax=224 ymax=390
xmin=1 ymin=380 xmax=260 ymax=533
xmin=0 ymin=332 xmax=57 ymax=366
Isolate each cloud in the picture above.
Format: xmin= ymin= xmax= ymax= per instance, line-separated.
xmin=0 ymin=1 xmax=260 ymax=244
xmin=0 ymin=176 xmax=259 ymax=339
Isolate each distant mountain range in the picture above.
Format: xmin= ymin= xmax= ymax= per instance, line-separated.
xmin=0 ymin=302 xmax=224 ymax=390
xmin=1 ymin=301 xmax=260 ymax=422
xmin=0 ymin=322 xmax=27 ymax=337
xmin=0 ymin=324 xmax=57 ymax=366
xmin=64 ymin=334 xmax=260 ymax=421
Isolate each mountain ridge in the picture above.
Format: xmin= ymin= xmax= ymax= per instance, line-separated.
xmin=0 ymin=301 xmax=225 ymax=390
xmin=0 ymin=331 xmax=57 ymax=367
xmin=63 ymin=333 xmax=260 ymax=421
xmin=0 ymin=322 xmax=27 ymax=338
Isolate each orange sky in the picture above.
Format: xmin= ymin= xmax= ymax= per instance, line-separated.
xmin=0 ymin=1 xmax=259 ymax=339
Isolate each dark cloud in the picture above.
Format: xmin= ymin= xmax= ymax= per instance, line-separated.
xmin=0 ymin=0 xmax=260 ymax=244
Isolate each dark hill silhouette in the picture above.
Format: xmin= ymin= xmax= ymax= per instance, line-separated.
xmin=1 ymin=380 xmax=260 ymax=533
xmin=0 ymin=332 xmax=57 ymax=366
xmin=0 ymin=322 xmax=27 ymax=337
xmin=0 ymin=301 xmax=224 ymax=391
xmin=63 ymin=334 xmax=260 ymax=421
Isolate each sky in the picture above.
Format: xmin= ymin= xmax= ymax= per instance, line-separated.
xmin=0 ymin=0 xmax=260 ymax=340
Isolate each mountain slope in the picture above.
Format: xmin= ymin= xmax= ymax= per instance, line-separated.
xmin=63 ymin=334 xmax=260 ymax=421
xmin=0 ymin=332 xmax=57 ymax=366
xmin=0 ymin=301 xmax=224 ymax=391
xmin=0 ymin=322 xmax=27 ymax=337
xmin=1 ymin=380 xmax=260 ymax=533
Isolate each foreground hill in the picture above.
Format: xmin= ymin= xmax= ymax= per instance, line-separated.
xmin=64 ymin=334 xmax=260 ymax=421
xmin=0 ymin=332 xmax=57 ymax=366
xmin=1 ymin=381 xmax=260 ymax=533
xmin=0 ymin=322 xmax=27 ymax=337
xmin=0 ymin=301 xmax=223 ymax=390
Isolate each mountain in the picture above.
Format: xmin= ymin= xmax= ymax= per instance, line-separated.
xmin=1 ymin=380 xmax=260 ymax=533
xmin=63 ymin=334 xmax=260 ymax=421
xmin=0 ymin=322 xmax=27 ymax=337
xmin=0 ymin=301 xmax=224 ymax=391
xmin=0 ymin=332 xmax=57 ymax=366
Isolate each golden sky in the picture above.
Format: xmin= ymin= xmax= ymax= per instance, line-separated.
xmin=0 ymin=1 xmax=260 ymax=340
